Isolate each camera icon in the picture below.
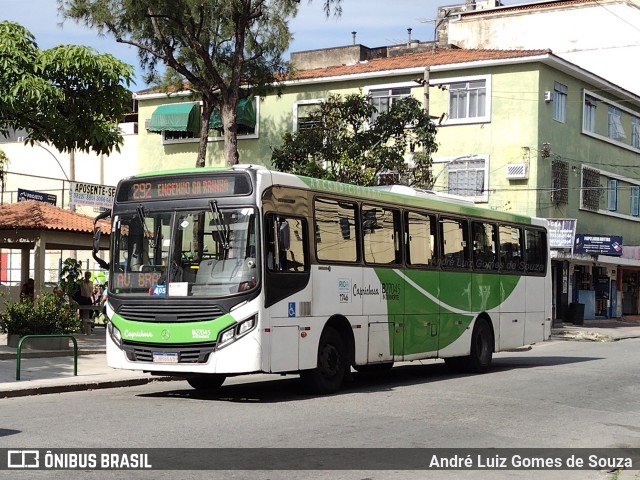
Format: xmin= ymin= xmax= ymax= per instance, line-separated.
xmin=7 ymin=450 xmax=40 ymax=468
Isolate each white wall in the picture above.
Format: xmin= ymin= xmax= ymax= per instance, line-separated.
xmin=448 ymin=1 xmax=640 ymax=95
xmin=0 ymin=127 xmax=137 ymax=286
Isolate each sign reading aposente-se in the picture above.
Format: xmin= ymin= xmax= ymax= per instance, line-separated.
xmin=69 ymin=182 xmax=115 ymax=209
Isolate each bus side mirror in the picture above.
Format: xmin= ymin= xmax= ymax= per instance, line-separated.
xmin=278 ymin=221 xmax=290 ymax=251
xmin=92 ymin=209 xmax=111 ymax=270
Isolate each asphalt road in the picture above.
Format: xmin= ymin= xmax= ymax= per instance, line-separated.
xmin=1 ymin=338 xmax=639 ymax=480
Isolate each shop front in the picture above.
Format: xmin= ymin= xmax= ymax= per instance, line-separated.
xmin=548 ymin=221 xmax=640 ymax=323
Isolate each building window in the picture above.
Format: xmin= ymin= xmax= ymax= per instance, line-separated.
xmin=164 ymin=130 xmax=196 ymax=141
xmin=581 ymin=167 xmax=601 ymax=211
xmin=631 ymin=186 xmax=640 ymax=217
xmin=608 ymin=106 xmax=626 ymax=140
xmin=449 ymin=80 xmax=486 ymax=120
xmin=369 ymin=87 xmax=411 ymax=122
xmin=606 ymin=178 xmax=618 ymax=211
xmin=551 ymin=158 xmax=568 ymax=205
xmin=208 ymin=97 xmax=258 ymax=140
xmin=553 ymin=82 xmax=567 ymax=123
xmin=632 ymin=117 xmax=640 ymax=149
xmin=294 ymin=101 xmax=323 ymax=131
xmin=448 ymin=158 xmax=487 ymax=200
xmin=583 ymin=95 xmax=596 ymax=133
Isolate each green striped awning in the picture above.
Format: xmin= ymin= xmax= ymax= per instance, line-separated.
xmin=147 ymin=102 xmax=199 ymax=132
xmin=209 ymin=98 xmax=256 ymax=129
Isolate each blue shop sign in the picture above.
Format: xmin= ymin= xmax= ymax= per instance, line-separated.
xmin=17 ymin=188 xmax=57 ymax=206
xmin=574 ymin=234 xmax=623 ymax=256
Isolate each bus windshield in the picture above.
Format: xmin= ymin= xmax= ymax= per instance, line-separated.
xmin=111 ymin=207 xmax=258 ymax=297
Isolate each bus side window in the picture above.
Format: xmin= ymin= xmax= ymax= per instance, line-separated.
xmin=472 ymin=221 xmax=497 ymax=271
xmin=440 ymin=216 xmax=470 ymax=269
xmin=266 ymin=214 xmax=307 ymax=273
xmin=499 ymin=224 xmax=524 ymax=272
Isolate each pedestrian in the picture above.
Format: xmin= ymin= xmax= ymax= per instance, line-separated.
xmin=20 ymin=278 xmax=34 ymax=302
xmin=77 ymin=271 xmax=94 ymax=334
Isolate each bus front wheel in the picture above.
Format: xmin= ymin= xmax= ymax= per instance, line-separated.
xmin=186 ymin=374 xmax=226 ymax=391
xmin=301 ymin=327 xmax=347 ymax=394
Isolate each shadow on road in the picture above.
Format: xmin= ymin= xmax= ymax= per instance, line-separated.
xmin=138 ymin=353 xmax=602 ymax=404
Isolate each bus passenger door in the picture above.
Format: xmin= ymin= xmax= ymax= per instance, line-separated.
xmin=364 ymin=268 xmax=399 ymax=362
xmin=438 ymin=217 xmax=472 ymax=355
xmin=403 ymin=270 xmax=439 ymax=358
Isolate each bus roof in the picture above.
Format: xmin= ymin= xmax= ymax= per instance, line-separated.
xmin=120 ymin=165 xmax=543 ymax=227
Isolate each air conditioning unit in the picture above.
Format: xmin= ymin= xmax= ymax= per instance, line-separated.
xmin=544 ymin=91 xmax=553 ymax=103
xmin=506 ymin=163 xmax=529 ymax=180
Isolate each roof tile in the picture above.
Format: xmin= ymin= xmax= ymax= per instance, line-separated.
xmin=291 ymin=48 xmax=549 ymax=81
xmin=0 ymin=200 xmax=110 ymax=234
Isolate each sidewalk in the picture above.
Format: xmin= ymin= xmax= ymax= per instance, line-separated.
xmin=2 ymin=316 xmax=640 ymax=399
xmin=551 ymin=315 xmax=640 ymax=342
xmin=0 ymin=327 xmax=178 ymax=398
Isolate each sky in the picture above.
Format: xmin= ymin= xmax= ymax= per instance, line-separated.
xmin=1 ymin=0 xmax=456 ymax=90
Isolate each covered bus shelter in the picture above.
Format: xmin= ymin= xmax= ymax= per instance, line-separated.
xmin=0 ymin=200 xmax=110 ymax=298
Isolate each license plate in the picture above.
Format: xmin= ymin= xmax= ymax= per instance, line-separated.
xmin=153 ymin=352 xmax=178 ymax=363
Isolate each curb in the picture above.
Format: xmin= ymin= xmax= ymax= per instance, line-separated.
xmin=0 ymin=376 xmax=180 ymax=399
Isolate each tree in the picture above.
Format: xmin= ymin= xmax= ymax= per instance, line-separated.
xmin=271 ymin=92 xmax=438 ymax=187
xmin=59 ymin=0 xmax=342 ymax=167
xmin=0 ymin=21 xmax=133 ymax=155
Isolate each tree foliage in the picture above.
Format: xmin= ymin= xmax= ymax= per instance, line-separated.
xmin=0 ymin=21 xmax=133 ymax=155
xmin=58 ymin=0 xmax=288 ymax=166
xmin=59 ymin=0 xmax=342 ymax=167
xmin=271 ymin=92 xmax=438 ymax=187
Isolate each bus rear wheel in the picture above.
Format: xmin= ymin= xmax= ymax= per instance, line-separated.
xmin=445 ymin=318 xmax=493 ymax=373
xmin=301 ymin=327 xmax=347 ymax=395
xmin=186 ymin=374 xmax=226 ymax=391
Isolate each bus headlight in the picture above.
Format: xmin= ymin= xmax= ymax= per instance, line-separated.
xmin=216 ymin=315 xmax=257 ymax=350
xmin=107 ymin=321 xmax=122 ymax=348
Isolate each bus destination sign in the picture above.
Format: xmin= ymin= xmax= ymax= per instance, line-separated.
xmin=117 ymin=173 xmax=251 ymax=202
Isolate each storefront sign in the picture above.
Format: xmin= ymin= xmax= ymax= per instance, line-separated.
xmin=574 ymin=234 xmax=623 ymax=256
xmin=547 ymin=218 xmax=577 ymax=249
xmin=17 ymin=188 xmax=57 ymax=206
xmin=69 ymin=182 xmax=116 ymax=209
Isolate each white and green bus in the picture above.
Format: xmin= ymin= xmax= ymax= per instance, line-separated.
xmin=93 ymin=165 xmax=551 ymax=394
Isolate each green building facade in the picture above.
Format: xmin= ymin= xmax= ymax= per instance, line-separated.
xmin=134 ymin=46 xmax=640 ymax=322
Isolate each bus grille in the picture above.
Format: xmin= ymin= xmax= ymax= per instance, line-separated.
xmin=123 ymin=342 xmax=216 ymax=363
xmin=117 ymin=304 xmax=225 ymax=322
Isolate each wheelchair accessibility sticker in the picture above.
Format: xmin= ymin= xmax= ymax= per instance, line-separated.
xmin=288 ymin=302 xmax=296 ymax=317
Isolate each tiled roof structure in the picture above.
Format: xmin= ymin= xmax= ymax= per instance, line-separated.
xmin=136 ymin=48 xmax=552 ymax=97
xmin=0 ymin=200 xmax=110 ymax=234
xmin=460 ymin=0 xmax=599 ymax=17
xmin=290 ymin=48 xmax=550 ymax=81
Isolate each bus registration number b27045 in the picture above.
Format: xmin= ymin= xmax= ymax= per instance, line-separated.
xmin=153 ymin=352 xmax=178 ymax=363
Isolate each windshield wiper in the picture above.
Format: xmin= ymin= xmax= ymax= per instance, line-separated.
xmin=209 ymin=200 xmax=231 ymax=252
xmin=136 ymin=204 xmax=154 ymax=246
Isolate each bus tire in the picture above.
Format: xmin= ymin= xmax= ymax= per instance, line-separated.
xmin=300 ymin=327 xmax=347 ymax=394
xmin=469 ymin=317 xmax=493 ymax=373
xmin=186 ymin=374 xmax=226 ymax=391
xmin=462 ymin=317 xmax=493 ymax=373
xmin=353 ymin=362 xmax=394 ymax=374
